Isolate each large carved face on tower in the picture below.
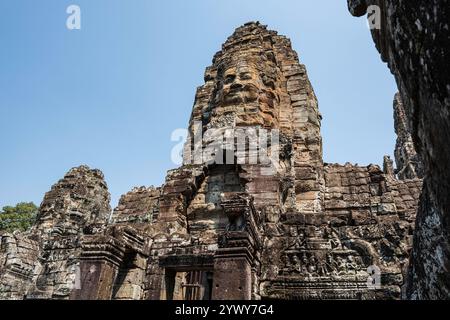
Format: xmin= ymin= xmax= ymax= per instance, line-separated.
xmin=215 ymin=62 xmax=259 ymax=106
xmin=211 ymin=52 xmax=281 ymax=129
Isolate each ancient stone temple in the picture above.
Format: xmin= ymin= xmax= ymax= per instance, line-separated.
xmin=0 ymin=22 xmax=423 ymax=300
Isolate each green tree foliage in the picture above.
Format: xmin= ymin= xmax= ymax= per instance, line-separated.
xmin=0 ymin=202 xmax=38 ymax=233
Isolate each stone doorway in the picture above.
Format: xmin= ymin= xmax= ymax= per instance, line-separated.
xmin=164 ymin=270 xmax=213 ymax=300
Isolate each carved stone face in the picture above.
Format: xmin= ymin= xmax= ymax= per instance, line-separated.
xmin=326 ymin=254 xmax=333 ymax=264
xmin=302 ymin=253 xmax=308 ymax=264
xmin=216 ymin=63 xmax=260 ymax=106
xmin=212 ymin=55 xmax=280 ymax=128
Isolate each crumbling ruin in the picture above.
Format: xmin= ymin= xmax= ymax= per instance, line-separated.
xmin=0 ymin=22 xmax=424 ymax=300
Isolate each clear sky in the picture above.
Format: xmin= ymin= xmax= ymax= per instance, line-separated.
xmin=0 ymin=0 xmax=398 ymax=209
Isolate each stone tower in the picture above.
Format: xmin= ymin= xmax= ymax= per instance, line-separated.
xmin=183 ymin=21 xmax=324 ymax=214
xmin=157 ymin=22 xmax=325 ymax=299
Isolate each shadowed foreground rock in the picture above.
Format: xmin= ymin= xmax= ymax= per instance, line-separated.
xmin=1 ymin=22 xmax=423 ymax=300
xmin=347 ymin=0 xmax=450 ymax=299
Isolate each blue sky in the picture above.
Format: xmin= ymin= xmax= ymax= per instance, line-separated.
xmin=0 ymin=0 xmax=398 ymax=209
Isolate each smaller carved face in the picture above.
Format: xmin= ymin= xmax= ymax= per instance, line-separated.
xmin=290 ymin=226 xmax=298 ymax=237
xmin=302 ymin=253 xmax=309 ymax=263
xmin=326 ymin=253 xmax=333 ymax=263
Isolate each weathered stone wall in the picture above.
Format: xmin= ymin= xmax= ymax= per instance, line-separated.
xmin=112 ymin=186 xmax=160 ymax=225
xmin=261 ymin=163 xmax=420 ymax=299
xmin=0 ymin=233 xmax=40 ymax=299
xmin=347 ymin=0 xmax=450 ymax=299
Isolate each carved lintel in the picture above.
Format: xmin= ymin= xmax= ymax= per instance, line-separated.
xmin=220 ymin=192 xmax=262 ymax=250
xmin=80 ymin=236 xmax=125 ymax=267
xmin=159 ymin=254 xmax=214 ymax=271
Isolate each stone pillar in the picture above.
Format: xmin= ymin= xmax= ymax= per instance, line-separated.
xmin=71 ymin=241 xmax=123 ymax=300
xmin=212 ymin=193 xmax=261 ymax=300
xmin=212 ymin=233 xmax=253 ymax=300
